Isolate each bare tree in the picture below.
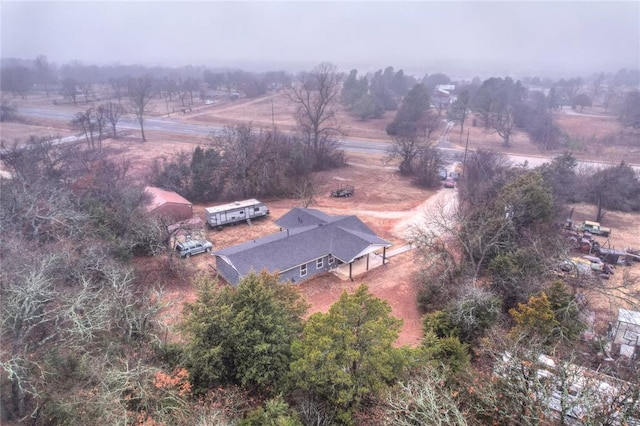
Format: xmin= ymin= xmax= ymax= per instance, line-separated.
xmin=414 ymin=146 xmax=446 ymax=188
xmin=383 ymin=367 xmax=468 ymax=425
xmin=602 ymin=87 xmax=619 ymax=113
xmin=210 ymin=124 xmax=289 ymax=198
xmin=294 ymin=175 xmax=324 ymax=208
xmin=183 ymin=77 xmax=199 ymax=107
xmin=61 ymin=77 xmax=78 ymax=105
xmin=421 ymin=109 xmax=442 ymax=140
xmin=387 ymin=134 xmax=424 ymax=175
xmin=285 ymin=62 xmax=343 ymax=170
xmin=34 ymin=54 xmax=52 ymax=97
xmin=128 ymin=75 xmax=155 ymax=142
xmin=449 ymin=90 xmax=471 ymax=136
xmin=592 ymin=72 xmax=605 ymax=99
xmin=79 ymin=82 xmax=93 ymax=104
xmin=489 ymin=342 xmax=640 ymax=426
xmin=1 ymin=138 xmax=87 ymax=241
xmin=412 ymin=196 xmax=513 ymax=285
xmin=71 ymin=109 xmax=98 ymax=149
xmin=109 ymin=77 xmax=125 ymax=104
xmin=0 ymin=66 xmax=32 ymax=99
xmin=101 ymin=101 xmax=124 ymax=139
xmin=491 ymin=105 xmax=517 ymax=147
xmin=1 ymin=253 xmax=65 ymax=419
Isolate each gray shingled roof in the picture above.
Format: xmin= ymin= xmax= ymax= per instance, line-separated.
xmin=214 ymin=209 xmax=391 ymax=278
xmin=274 ymin=207 xmax=339 ymax=229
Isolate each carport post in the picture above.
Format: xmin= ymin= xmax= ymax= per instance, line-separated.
xmin=349 ymin=263 xmax=353 ymax=280
xmin=366 ymin=253 xmax=370 ymax=270
xmin=383 ymin=247 xmax=387 ymax=265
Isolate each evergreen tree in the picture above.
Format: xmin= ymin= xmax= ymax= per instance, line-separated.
xmin=289 ymin=285 xmax=406 ymax=424
xmin=181 ymin=272 xmax=308 ymax=394
xmin=189 ymin=146 xmax=224 ymax=202
xmin=340 ymin=69 xmax=363 ymax=108
xmin=386 ymin=83 xmax=431 ymax=137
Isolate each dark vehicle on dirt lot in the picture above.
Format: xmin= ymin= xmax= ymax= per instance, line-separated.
xmin=331 ymin=185 xmax=355 ymax=197
xmin=176 ymin=239 xmax=213 ymax=258
xmin=444 ymin=177 xmax=455 ymax=188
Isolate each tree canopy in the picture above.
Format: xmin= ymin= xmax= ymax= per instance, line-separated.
xmin=289 ymin=285 xmax=406 ymax=424
xmin=181 ymin=272 xmax=308 ymax=394
xmin=386 ymin=83 xmax=431 ymax=137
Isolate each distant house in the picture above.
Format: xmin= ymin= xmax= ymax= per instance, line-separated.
xmin=435 ymin=84 xmax=456 ymax=92
xmin=212 ymin=208 xmax=392 ymax=285
xmin=144 ymin=186 xmax=193 ymax=222
xmin=432 ymin=85 xmax=457 ymax=109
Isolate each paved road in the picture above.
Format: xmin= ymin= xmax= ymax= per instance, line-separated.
xmin=15 ymin=105 xmax=639 ymax=171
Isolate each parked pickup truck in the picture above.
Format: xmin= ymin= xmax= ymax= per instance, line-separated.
xmin=579 ymin=220 xmax=611 ymax=237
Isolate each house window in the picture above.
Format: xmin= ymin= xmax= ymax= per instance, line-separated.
xmin=317 ymin=258 xmax=323 ymax=269
xmin=254 ymin=207 xmax=260 ymax=212
xmin=328 ymin=254 xmax=334 ymax=265
xmin=300 ymin=264 xmax=307 ymax=277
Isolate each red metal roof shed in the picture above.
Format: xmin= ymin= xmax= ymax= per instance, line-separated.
xmin=144 ymin=186 xmax=193 ymax=222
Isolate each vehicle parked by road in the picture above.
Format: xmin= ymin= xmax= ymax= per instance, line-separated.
xmin=176 ymin=239 xmax=213 ymax=258
xmin=444 ymin=177 xmax=456 ymax=188
xmin=330 ymin=185 xmax=355 ymax=197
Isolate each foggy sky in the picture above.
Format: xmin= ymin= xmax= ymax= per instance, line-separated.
xmin=1 ymin=1 xmax=639 ymax=78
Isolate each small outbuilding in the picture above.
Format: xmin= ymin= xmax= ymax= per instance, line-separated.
xmin=145 ymin=186 xmax=193 ymax=222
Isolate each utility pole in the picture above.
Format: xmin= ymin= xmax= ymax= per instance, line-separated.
xmin=462 ymin=128 xmax=470 ymax=178
xmin=271 ymin=98 xmax=275 ymax=130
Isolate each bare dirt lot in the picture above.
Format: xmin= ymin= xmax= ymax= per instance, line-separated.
xmin=3 ymin=91 xmax=640 ymax=346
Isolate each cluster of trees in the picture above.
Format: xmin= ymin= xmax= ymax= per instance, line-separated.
xmin=0 ymin=139 xmax=180 ymax=423
xmin=416 ymin=150 xmax=639 ymax=312
xmin=203 ymin=69 xmax=291 ymax=98
xmin=378 ymin=81 xmax=444 ymax=187
xmin=0 ymin=55 xmax=293 ymax=103
xmin=71 ymin=101 xmax=125 ymax=148
xmin=148 ymin=124 xmax=329 ymax=203
xmin=407 ymin=148 xmax=639 ymax=424
xmin=383 ymin=70 xmax=640 ymax=156
xmin=177 ymin=271 xmax=489 ymax=425
xmin=2 ymin=138 xmax=638 ymax=424
xmin=150 ymin=63 xmax=347 ymax=202
xmin=340 ymin=66 xmax=415 ymax=119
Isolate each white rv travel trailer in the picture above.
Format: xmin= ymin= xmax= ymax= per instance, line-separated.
xmin=205 ymin=199 xmax=269 ymax=229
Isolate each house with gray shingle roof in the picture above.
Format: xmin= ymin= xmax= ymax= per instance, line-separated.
xmin=212 ymin=208 xmax=391 ymax=285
